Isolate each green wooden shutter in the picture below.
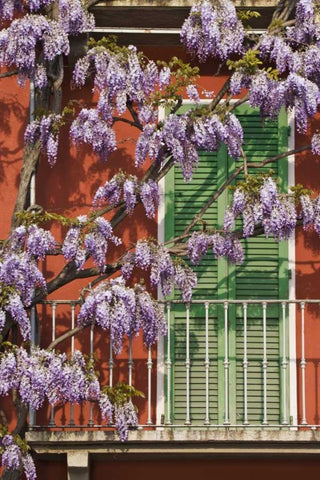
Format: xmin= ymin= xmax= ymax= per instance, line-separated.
xmin=165 ymin=105 xmax=289 ymax=425
xmin=231 ymin=106 xmax=289 ymax=424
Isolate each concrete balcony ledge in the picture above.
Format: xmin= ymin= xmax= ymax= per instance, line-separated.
xmin=27 ymin=428 xmax=320 ymax=455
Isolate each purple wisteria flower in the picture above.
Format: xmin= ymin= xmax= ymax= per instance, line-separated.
xmin=174 ymin=264 xmax=198 ymax=302
xmin=300 ymin=195 xmax=314 ymax=229
xmin=187 ymin=231 xmax=212 ymax=265
xmin=0 ymin=346 xmax=100 ymax=409
xmin=140 ymin=179 xmax=159 ymax=219
xmin=123 ymin=178 xmax=137 ymax=215
xmin=232 ymin=188 xmax=247 ymax=216
xmin=260 ymin=177 xmax=278 ymax=215
xmin=24 ymin=113 xmax=62 ymax=166
xmin=0 ymin=251 xmax=46 ymax=305
xmin=71 ymin=108 xmax=117 ymax=160
xmin=181 ymin=0 xmax=244 ymax=62
xmin=311 ymin=133 xmax=320 ymax=155
xmin=78 ymin=278 xmax=166 ymax=352
xmin=26 ymin=224 xmax=56 ymax=259
xmin=223 ymin=208 xmax=235 ymax=233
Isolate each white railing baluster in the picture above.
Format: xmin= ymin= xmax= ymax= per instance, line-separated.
xmin=281 ymin=302 xmax=288 ymax=425
xmin=33 ymin=297 xmax=320 ymax=431
xmin=300 ymin=302 xmax=307 ymax=425
xmin=166 ymin=302 xmax=172 ymax=425
xmin=29 ymin=305 xmax=37 ymax=427
xmin=147 ymin=345 xmax=153 ymax=425
xmin=109 ymin=339 xmax=113 ymax=387
xmin=243 ymin=302 xmax=249 ymax=425
xmin=224 ymin=302 xmax=230 ymax=425
xmin=185 ymin=303 xmax=191 ymax=425
xmin=69 ymin=302 xmax=75 ymax=426
xmin=88 ymin=322 xmax=94 ymax=426
xmin=204 ymin=302 xmax=210 ymax=425
xmin=262 ymin=302 xmax=268 ymax=426
xmin=128 ymin=336 xmax=133 ymax=387
xmin=49 ymin=302 xmax=56 ymax=427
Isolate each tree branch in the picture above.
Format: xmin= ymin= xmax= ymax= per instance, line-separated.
xmin=180 ymin=144 xmax=312 ymax=239
xmin=0 ymin=70 xmax=18 ymax=79
xmin=11 ymin=142 xmax=41 ymax=230
xmin=127 ymin=100 xmax=143 ymax=131
xmin=112 ymin=117 xmax=140 ymax=128
xmin=48 ymin=325 xmax=84 ymax=350
xmin=33 ymin=262 xmax=120 ymax=303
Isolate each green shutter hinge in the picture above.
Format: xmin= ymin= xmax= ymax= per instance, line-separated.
xmin=287 ymin=126 xmax=291 ymax=136
xmin=288 ymin=269 xmax=292 ymax=280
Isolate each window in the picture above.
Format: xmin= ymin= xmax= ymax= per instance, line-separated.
xmin=164 ymin=105 xmax=290 ymax=426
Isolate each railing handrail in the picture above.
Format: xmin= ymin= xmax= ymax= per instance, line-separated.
xmin=37 ymin=298 xmax=320 ymax=305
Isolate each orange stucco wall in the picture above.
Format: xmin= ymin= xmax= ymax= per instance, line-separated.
xmin=295 ymin=117 xmax=320 ymax=425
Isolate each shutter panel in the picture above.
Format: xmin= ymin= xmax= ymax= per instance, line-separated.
xmin=166 ymin=106 xmax=288 ymax=425
xmin=172 ymin=151 xmax=221 ymax=423
xmin=233 ymin=108 xmax=288 ymax=424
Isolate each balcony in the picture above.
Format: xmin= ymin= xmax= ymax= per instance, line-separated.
xmin=26 ymin=299 xmax=320 ymax=454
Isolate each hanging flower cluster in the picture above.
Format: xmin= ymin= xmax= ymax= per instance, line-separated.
xmin=24 ymin=113 xmax=62 ymax=165
xmin=136 ymin=112 xmax=243 ymax=181
xmin=0 ymin=243 xmax=49 ymax=340
xmin=71 ymin=44 xmax=174 ymax=161
xmin=99 ymin=393 xmax=138 ymax=442
xmin=121 ymin=240 xmax=197 ymax=302
xmin=227 ymin=0 xmax=320 ymax=131
xmin=0 ymin=346 xmax=100 ymax=408
xmin=93 ymin=173 xmax=159 ymax=219
xmin=180 ymin=0 xmax=244 ymax=62
xmin=1 ymin=433 xmax=36 ymax=480
xmin=0 ymin=223 xmax=56 ymax=339
xmin=77 ymin=277 xmax=167 ymax=352
xmin=0 ymin=1 xmax=94 ymax=84
xmin=62 ymin=215 xmax=121 ymax=272
xmin=221 ymin=177 xmax=320 ymax=245
xmin=73 ymin=44 xmax=170 ymax=113
xmin=70 ymin=108 xmax=117 ymax=161
xmin=187 ymin=175 xmax=320 ymax=266
xmin=187 ymin=231 xmax=244 ymax=265
xmin=10 ymin=224 xmax=56 ymax=259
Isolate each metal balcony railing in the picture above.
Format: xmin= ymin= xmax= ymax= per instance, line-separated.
xmin=29 ymin=299 xmax=320 ymax=431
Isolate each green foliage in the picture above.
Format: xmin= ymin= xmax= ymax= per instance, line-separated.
xmin=0 ymin=285 xmax=17 ymax=309
xmin=237 ymin=9 xmax=260 ymax=21
xmin=101 ymin=382 xmax=145 ymax=407
xmin=88 ymin=35 xmax=132 ymax=56
xmin=227 ymin=49 xmax=263 ymax=74
xmin=152 ymin=57 xmax=199 ymax=107
xmin=15 ymin=210 xmax=75 ymax=228
xmin=268 ymin=18 xmax=285 ymax=32
xmin=0 ymin=425 xmax=29 ymax=454
xmin=265 ymin=66 xmax=280 ymax=80
xmin=290 ymin=184 xmax=313 ymax=204
xmin=231 ymin=171 xmax=276 ymax=196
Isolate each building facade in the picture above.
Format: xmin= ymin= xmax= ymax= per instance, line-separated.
xmin=2 ymin=1 xmax=320 ymax=479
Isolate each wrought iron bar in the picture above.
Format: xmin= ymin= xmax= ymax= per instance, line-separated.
xmin=262 ymin=302 xmax=268 ymax=426
xmin=224 ymin=302 xmax=230 ymax=425
xmin=165 ymin=302 xmax=172 ymax=425
xmin=243 ymin=302 xmax=249 ymax=425
xmin=204 ymin=302 xmax=210 ymax=425
xmin=300 ymin=302 xmax=307 ymax=425
xmin=185 ymin=303 xmax=191 ymax=425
